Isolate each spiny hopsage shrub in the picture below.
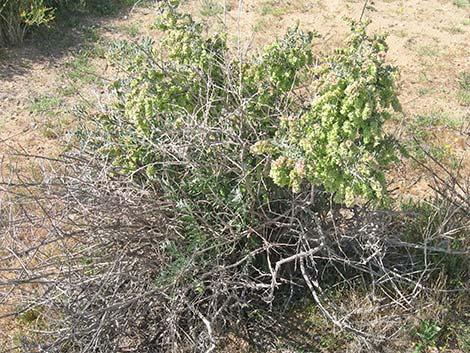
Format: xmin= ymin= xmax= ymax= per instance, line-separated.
xmin=93 ymin=1 xmax=315 ymax=193
xmin=82 ymin=0 xmax=399 ymax=297
xmin=80 ymin=0 xmax=402 ymax=304
xmin=87 ymin=4 xmax=401 ymax=210
xmin=0 ymin=0 xmax=54 ymax=46
xmin=252 ymin=23 xmax=402 ymax=206
xmin=84 ymin=2 xmax=317 ymax=265
xmin=68 ymin=3 xmax=404 ymax=349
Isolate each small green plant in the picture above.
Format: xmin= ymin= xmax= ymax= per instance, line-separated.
xmin=82 ymin=25 xmax=100 ymax=42
xmin=304 ymin=302 xmax=354 ymax=350
xmin=411 ymin=111 xmax=464 ymax=130
xmin=252 ymin=18 xmax=267 ymax=32
xmin=418 ymin=87 xmax=431 ymax=96
xmin=119 ymin=23 xmax=139 ymax=37
xmin=441 ymin=25 xmax=464 ymax=34
xmin=455 ymin=322 xmax=470 ymax=351
xmin=199 ymin=0 xmax=224 ymax=17
xmin=40 ymin=116 xmax=68 ymax=138
xmin=454 ymin=0 xmax=470 ymax=8
xmin=66 ymin=51 xmax=100 ymax=86
xmin=405 ymin=111 xmax=465 ymax=165
xmin=458 ymin=71 xmax=470 ymax=91
xmin=29 ymin=94 xmax=62 ymax=114
xmin=260 ymin=0 xmax=286 ymax=16
xmin=413 ymin=320 xmax=442 ymax=353
xmin=457 ymin=71 xmax=470 ymax=106
xmin=0 ymin=0 xmax=55 ymax=46
xmin=415 ymin=45 xmax=440 ymax=57
xmin=16 ymin=306 xmax=43 ymax=325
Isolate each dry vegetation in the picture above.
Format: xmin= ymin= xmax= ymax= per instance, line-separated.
xmin=1 ymin=0 xmax=469 ymax=352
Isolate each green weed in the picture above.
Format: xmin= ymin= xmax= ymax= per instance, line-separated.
xmin=441 ymin=25 xmax=464 ymax=34
xmin=61 ymin=84 xmax=76 ymax=97
xmin=29 ymin=95 xmax=62 ymax=115
xmin=454 ymin=0 xmax=470 ymax=8
xmin=16 ymin=306 xmax=43 ymax=326
xmin=455 ymin=322 xmax=470 ymax=351
xmin=41 ymin=117 xmax=69 ymax=139
xmin=418 ymin=71 xmax=430 ymax=83
xmin=252 ymin=19 xmax=267 ymax=32
xmin=66 ymin=52 xmax=102 ymax=86
xmin=415 ymin=45 xmax=440 ymax=57
xmin=261 ymin=1 xmax=286 ymax=16
xmin=83 ymin=25 xmax=101 ymax=43
xmin=411 ymin=112 xmax=464 ymax=130
xmin=459 ymin=71 xmax=470 ymax=91
xmin=413 ymin=320 xmax=442 ymax=353
xmin=119 ymin=23 xmax=140 ymax=37
xmin=199 ymin=0 xmax=225 ymax=16
xmin=457 ymin=71 xmax=470 ymax=106
xmin=304 ymin=303 xmax=354 ymax=350
xmin=418 ymin=87 xmax=431 ymax=96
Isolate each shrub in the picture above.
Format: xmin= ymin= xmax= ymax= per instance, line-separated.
xmin=9 ymin=3 xmax=463 ymax=353
xmin=0 ymin=0 xmax=138 ymax=46
xmin=0 ymin=0 xmax=55 ymax=46
xmin=87 ymin=4 xmax=401 ymax=207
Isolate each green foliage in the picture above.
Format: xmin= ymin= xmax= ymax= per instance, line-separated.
xmin=404 ymin=112 xmax=461 ymax=168
xmin=47 ymin=0 xmax=138 ymax=15
xmin=99 ymin=2 xmax=316 ymax=184
xmin=0 ymin=0 xmax=139 ymax=46
xmin=454 ymin=0 xmax=470 ymax=8
xmin=84 ymin=4 xmax=401 ymax=255
xmin=119 ymin=23 xmax=139 ymax=37
xmin=413 ymin=320 xmax=442 ymax=353
xmin=459 ymin=71 xmax=470 ymax=91
xmin=199 ymin=0 xmax=225 ymax=17
xmin=29 ymin=94 xmax=62 ymax=114
xmin=94 ymin=4 xmax=400 ymax=208
xmin=74 ymin=6 xmax=404 ymax=307
xmin=454 ymin=321 xmax=470 ymax=351
xmin=15 ymin=305 xmax=44 ymax=326
xmin=254 ymin=23 xmax=401 ymax=205
xmin=0 ymin=0 xmax=55 ymax=46
xmin=260 ymin=0 xmax=286 ymax=16
xmin=458 ymin=70 xmax=470 ymax=106
xmin=85 ymin=2 xmax=311 ymax=282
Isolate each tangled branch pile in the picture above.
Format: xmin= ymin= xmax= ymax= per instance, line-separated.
xmin=1 ymin=2 xmax=468 ymax=352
